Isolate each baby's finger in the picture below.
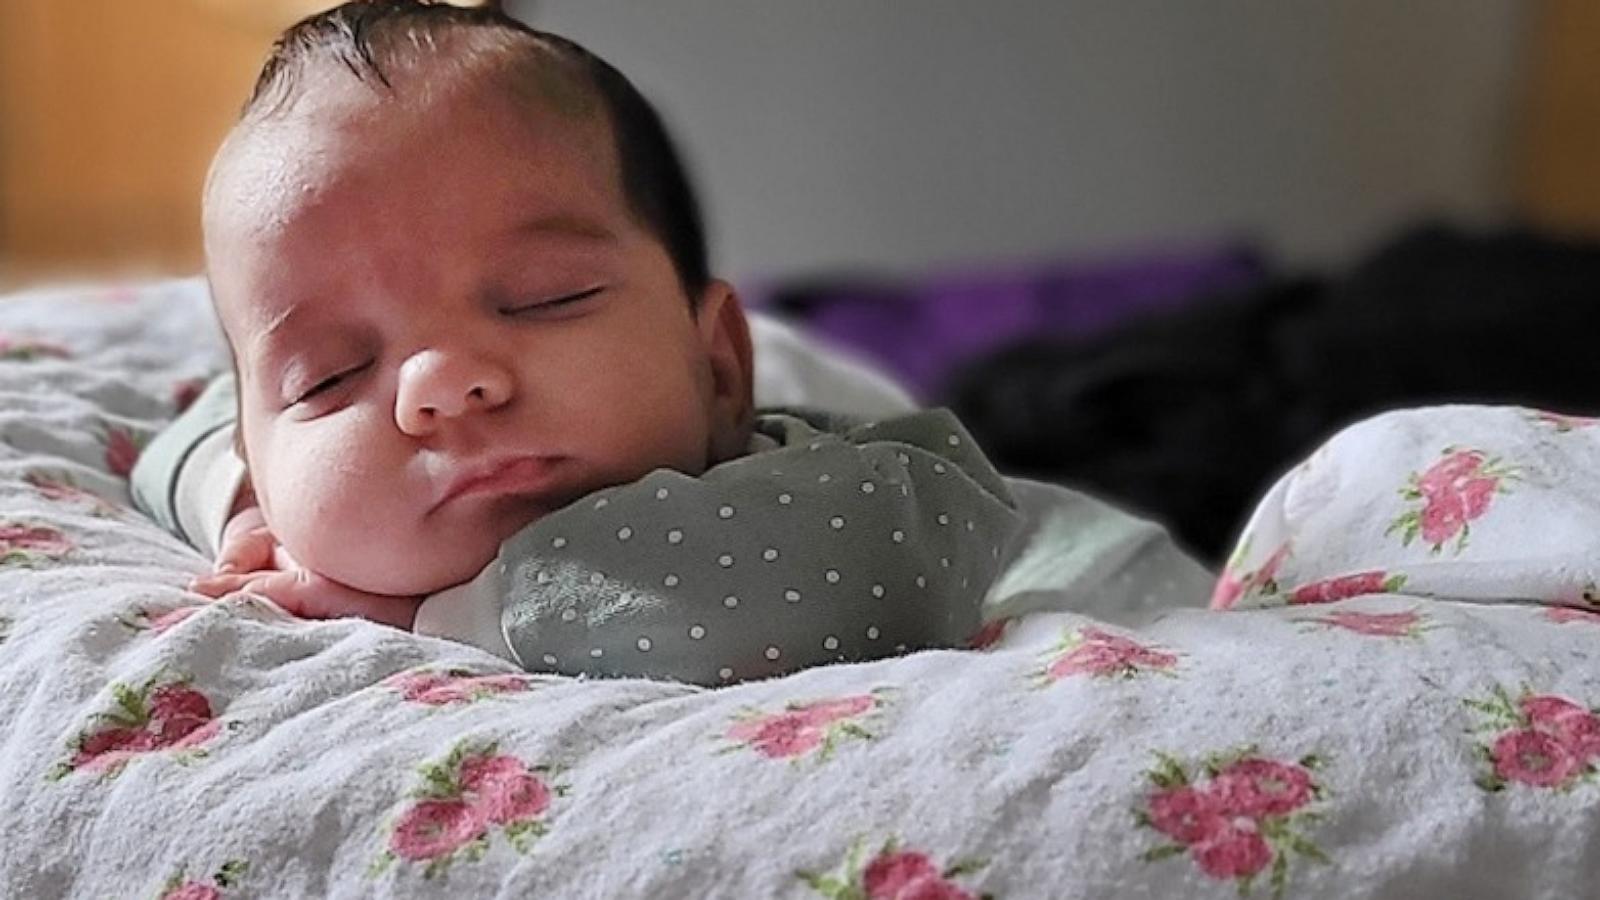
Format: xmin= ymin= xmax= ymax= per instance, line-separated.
xmin=192 ymin=569 xmax=315 ymax=617
xmin=213 ymin=527 xmax=275 ymax=574
xmin=188 ymin=570 xmax=258 ymax=598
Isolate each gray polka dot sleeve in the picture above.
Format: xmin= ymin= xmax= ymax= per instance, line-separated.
xmin=490 ymin=407 xmax=1024 ymax=685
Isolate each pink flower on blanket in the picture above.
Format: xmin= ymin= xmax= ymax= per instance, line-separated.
xmin=864 ymin=851 xmax=941 ymax=898
xmin=1146 ymin=785 xmax=1225 ymax=844
xmin=1289 ymin=571 xmax=1407 ymax=606
xmin=1492 ymin=730 xmax=1580 ymax=788
xmin=171 ymin=377 xmax=208 ymax=414
xmin=1209 ymin=758 xmax=1315 ymax=818
xmin=966 ymin=617 xmax=1014 ymax=651
xmin=53 ymin=675 xmax=233 ymax=779
xmin=1468 ymin=685 xmax=1600 ymax=792
xmin=1211 ymin=540 xmax=1290 ymax=610
xmin=148 ymin=606 xmax=203 ymax=634
xmin=0 ymin=333 xmax=71 ymax=362
xmin=1303 ymin=609 xmax=1430 ymax=639
xmin=391 ymin=800 xmax=487 ymax=863
xmin=1041 ymin=627 xmax=1178 ymax=683
xmin=373 ymin=740 xmax=565 ymax=879
xmin=384 ymin=667 xmax=534 ymax=706
xmin=721 ymin=691 xmax=889 ymax=762
xmin=1545 ymin=606 xmax=1600 ymax=626
xmin=799 ymin=838 xmax=987 ymax=900
xmin=1389 ymin=447 xmax=1518 ymax=555
xmin=1531 ymin=409 xmax=1599 ymax=433
xmin=459 ymin=754 xmax=552 ymax=825
xmin=161 ymin=886 xmax=219 ymax=900
xmin=0 ymin=522 xmax=73 ymax=567
xmin=1192 ymin=825 xmax=1273 ymax=881
xmin=103 ymin=425 xmax=145 ymax=478
xmin=1523 ymin=695 xmax=1600 ymax=762
xmin=157 ymin=860 xmax=248 ymax=900
xmin=1137 ymin=747 xmax=1328 ymax=896
xmin=25 ymin=472 xmax=121 ymax=515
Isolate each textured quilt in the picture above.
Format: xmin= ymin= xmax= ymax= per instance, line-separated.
xmin=0 ymin=279 xmax=1596 ymax=899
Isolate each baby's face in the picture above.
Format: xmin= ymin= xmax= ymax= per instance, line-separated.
xmin=205 ymin=72 xmax=751 ymax=596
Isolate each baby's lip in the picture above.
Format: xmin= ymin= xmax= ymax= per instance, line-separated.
xmin=432 ymin=454 xmax=569 ymax=512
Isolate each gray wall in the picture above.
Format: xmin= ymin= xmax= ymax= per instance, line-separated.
xmin=514 ymin=1 xmax=1528 ymax=282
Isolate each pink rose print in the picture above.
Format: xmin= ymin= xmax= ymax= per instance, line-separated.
xmin=0 ymin=333 xmax=71 ymax=362
xmin=383 ymin=667 xmax=535 ymax=706
xmin=1303 ymin=608 xmax=1431 ymax=639
xmin=1137 ymin=747 xmax=1328 ymax=899
xmin=391 ymin=800 xmax=487 ymax=863
xmin=1530 ymin=409 xmax=1599 ymax=433
xmin=1545 ymin=606 xmax=1600 ymax=626
xmin=1288 ymin=571 xmax=1407 ymax=606
xmin=161 ymin=886 xmax=218 ymax=900
xmin=967 ymin=617 xmax=1014 ymax=651
xmin=156 ymin=860 xmax=247 ymax=900
xmin=721 ymin=690 xmax=889 ymax=763
xmin=1492 ymin=730 xmax=1579 ymax=789
xmin=0 ymin=522 xmax=73 ymax=567
xmin=1211 ymin=540 xmax=1290 ymax=610
xmin=138 ymin=605 xmax=203 ymax=635
xmin=1192 ymin=827 xmax=1273 ymax=881
xmin=459 ymin=754 xmax=552 ymax=825
xmin=102 ymin=425 xmax=145 ymax=478
xmin=799 ymin=838 xmax=989 ymax=900
xmin=372 ymin=740 xmax=565 ymax=880
xmin=1522 ymin=695 xmax=1600 ymax=761
xmin=25 ymin=472 xmax=121 ymax=516
xmin=52 ymin=674 xmax=234 ymax=779
xmin=1146 ymin=785 xmax=1222 ymax=844
xmin=172 ymin=377 xmax=208 ymax=414
xmin=1388 ymin=447 xmax=1518 ymax=555
xmin=1467 ymin=685 xmax=1600 ymax=792
xmin=1041 ymin=627 xmax=1178 ymax=683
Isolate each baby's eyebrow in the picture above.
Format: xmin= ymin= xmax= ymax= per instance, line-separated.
xmin=248 ymin=303 xmax=319 ymax=369
xmin=510 ymin=212 xmax=617 ymax=245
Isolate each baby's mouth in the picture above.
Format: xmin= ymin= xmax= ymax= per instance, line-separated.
xmin=430 ymin=454 xmax=571 ymax=513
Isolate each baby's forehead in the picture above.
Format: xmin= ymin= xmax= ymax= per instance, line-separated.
xmin=205 ymin=53 xmax=606 ymax=230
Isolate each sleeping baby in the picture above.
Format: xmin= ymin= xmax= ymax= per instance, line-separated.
xmin=135 ymin=2 xmax=1210 ymax=684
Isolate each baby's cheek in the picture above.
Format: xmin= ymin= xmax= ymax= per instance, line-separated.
xmin=259 ymin=431 xmax=400 ymax=575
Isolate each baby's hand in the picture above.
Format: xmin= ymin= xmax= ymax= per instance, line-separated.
xmin=191 ymin=504 xmax=423 ymax=630
xmin=208 ymin=502 xmax=276 ymax=576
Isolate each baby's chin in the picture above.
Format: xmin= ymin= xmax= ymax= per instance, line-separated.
xmin=284 ymin=496 xmax=558 ymax=597
xmin=299 ymin=539 xmax=500 ymax=598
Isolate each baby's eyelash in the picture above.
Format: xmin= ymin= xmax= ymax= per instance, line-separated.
xmin=502 ymin=287 xmax=604 ymax=315
xmin=294 ymin=362 xmax=370 ymax=404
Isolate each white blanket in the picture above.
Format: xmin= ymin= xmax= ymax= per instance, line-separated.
xmin=1 ymin=279 xmax=1597 ymax=899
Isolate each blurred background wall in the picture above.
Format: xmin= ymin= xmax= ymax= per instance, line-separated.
xmin=520 ymin=0 xmax=1527 ymax=281
xmin=3 ymin=1 xmax=1597 ymax=285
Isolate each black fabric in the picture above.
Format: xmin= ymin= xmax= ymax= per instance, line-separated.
xmin=946 ymin=224 xmax=1600 ymax=562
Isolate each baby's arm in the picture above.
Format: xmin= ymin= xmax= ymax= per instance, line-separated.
xmin=415 ymin=408 xmax=1026 ymax=681
xmin=130 ymin=374 xmax=247 ymax=557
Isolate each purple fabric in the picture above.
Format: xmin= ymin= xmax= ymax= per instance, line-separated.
xmin=751 ymin=244 xmax=1265 ymax=399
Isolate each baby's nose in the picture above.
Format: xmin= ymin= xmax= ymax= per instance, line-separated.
xmin=395 ymin=349 xmax=513 ymax=434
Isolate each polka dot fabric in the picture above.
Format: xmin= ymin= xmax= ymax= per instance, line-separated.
xmin=494 ymin=408 xmax=1023 ymax=684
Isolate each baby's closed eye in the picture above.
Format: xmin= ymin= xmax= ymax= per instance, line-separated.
xmin=288 ymin=360 xmax=373 ymax=407
xmin=498 ymin=285 xmax=606 ymax=318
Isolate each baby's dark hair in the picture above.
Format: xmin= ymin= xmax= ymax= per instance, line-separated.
xmin=242 ymin=0 xmax=710 ymax=300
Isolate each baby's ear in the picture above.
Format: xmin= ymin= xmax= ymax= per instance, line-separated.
xmin=694 ymin=280 xmax=754 ymax=460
